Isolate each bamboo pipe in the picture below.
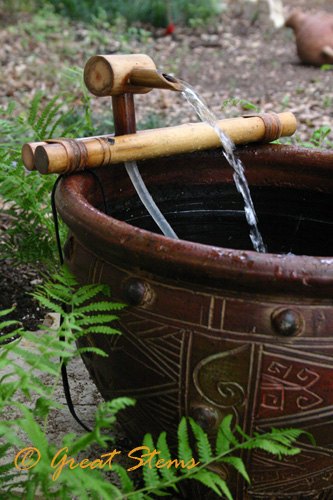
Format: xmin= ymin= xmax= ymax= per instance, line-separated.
xmin=83 ymin=54 xmax=184 ymax=97
xmin=84 ymin=54 xmax=157 ymax=97
xmin=129 ymin=68 xmax=184 ymax=92
xmin=22 ymin=112 xmax=297 ymax=175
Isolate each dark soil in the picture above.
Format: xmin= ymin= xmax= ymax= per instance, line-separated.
xmin=0 ymin=260 xmax=47 ymax=343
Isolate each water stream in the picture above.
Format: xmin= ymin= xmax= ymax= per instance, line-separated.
xmin=125 ymin=80 xmax=266 ymax=252
xmin=180 ymin=81 xmax=266 ymax=253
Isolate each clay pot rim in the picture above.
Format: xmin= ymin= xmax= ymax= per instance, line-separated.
xmin=56 ymin=156 xmax=333 ymax=296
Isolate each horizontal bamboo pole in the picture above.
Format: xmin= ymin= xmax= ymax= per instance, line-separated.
xmin=22 ymin=112 xmax=297 ymax=175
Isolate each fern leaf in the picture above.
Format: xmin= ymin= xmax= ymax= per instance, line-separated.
xmin=27 ymin=91 xmax=43 ymax=126
xmin=142 ymin=433 xmax=160 ymax=487
xmin=15 ymin=404 xmax=49 ymax=453
xmin=0 ymin=331 xmax=22 ymax=345
xmin=99 ymin=398 xmax=135 ymax=415
xmin=80 ymin=326 xmax=121 ymax=335
xmin=60 ymin=116 xmax=86 ymax=137
xmin=52 ymin=267 xmax=78 ymax=286
xmin=35 ymin=92 xmax=65 ymax=129
xmin=270 ymin=427 xmax=315 ymax=445
xmin=0 ymin=320 xmax=19 ymax=329
xmin=129 ymin=492 xmax=145 ymax=500
xmin=217 ymin=415 xmax=239 ymax=447
xmin=216 ymin=426 xmax=231 ymax=456
xmin=0 ymin=308 xmax=16 ymax=318
xmin=48 ymin=107 xmax=76 ymax=139
xmin=156 ymin=431 xmax=178 ymax=487
xmin=189 ymin=418 xmax=213 ymax=462
xmin=192 ymin=469 xmax=232 ymax=498
xmin=30 ymin=294 xmax=64 ymax=314
xmin=39 ymin=96 xmax=73 ymax=139
xmin=75 ymin=346 xmax=109 ymax=358
xmin=12 ymin=348 xmax=60 ymax=375
xmin=177 ymin=417 xmax=194 ymax=464
xmin=77 ymin=301 xmax=126 ymax=313
xmin=244 ymin=437 xmax=300 ymax=457
xmin=37 ymin=281 xmax=73 ymax=301
xmin=219 ymin=456 xmax=250 ymax=483
xmin=112 ymin=464 xmax=135 ymax=494
xmin=72 ymin=284 xmax=109 ymax=306
xmin=75 ymin=314 xmax=119 ymax=326
xmin=221 ymin=98 xmax=259 ymax=113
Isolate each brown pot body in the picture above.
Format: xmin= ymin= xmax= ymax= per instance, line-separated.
xmin=56 ymin=144 xmax=333 ymax=500
xmin=286 ymin=9 xmax=333 ymax=66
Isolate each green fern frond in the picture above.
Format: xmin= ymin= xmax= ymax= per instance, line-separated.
xmin=221 ymin=98 xmax=259 ymax=113
xmin=113 ymin=465 xmax=135 ymax=494
xmin=72 ymin=284 xmax=111 ymax=306
xmin=29 ymin=294 xmax=64 ymax=314
xmin=192 ymin=469 xmax=231 ymax=499
xmin=51 ymin=267 xmax=79 ymax=286
xmin=0 ymin=308 xmax=16 ymax=318
xmin=36 ymin=92 xmax=65 ymax=129
xmin=99 ymin=398 xmax=136 ymax=416
xmin=142 ymin=433 xmax=160 ymax=487
xmin=270 ymin=427 xmax=315 ymax=445
xmin=219 ymin=456 xmax=250 ymax=483
xmin=36 ymin=282 xmax=73 ymax=302
xmin=77 ymin=301 xmax=126 ymax=313
xmin=75 ymin=346 xmax=109 ymax=357
xmin=80 ymin=325 xmax=121 ymax=335
xmin=48 ymin=107 xmax=77 ymax=139
xmin=242 ymin=437 xmax=300 ymax=458
xmin=155 ymin=431 xmax=178 ymax=487
xmin=27 ymin=90 xmax=43 ymax=126
xmin=59 ymin=117 xmax=87 ymax=138
xmin=215 ymin=425 xmax=231 ymax=456
xmin=75 ymin=314 xmax=119 ymax=326
xmin=11 ymin=348 xmax=61 ymax=375
xmin=33 ymin=286 xmax=70 ymax=306
xmin=129 ymin=492 xmax=145 ymax=500
xmin=36 ymin=92 xmax=67 ymax=137
xmin=178 ymin=417 xmax=194 ymax=464
xmin=217 ymin=415 xmax=239 ymax=447
xmin=189 ymin=418 xmax=213 ymax=462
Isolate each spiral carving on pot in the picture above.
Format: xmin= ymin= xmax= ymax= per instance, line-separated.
xmin=193 ymin=346 xmax=247 ymax=411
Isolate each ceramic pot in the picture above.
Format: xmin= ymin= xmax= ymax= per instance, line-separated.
xmin=286 ymin=9 xmax=333 ymax=66
xmin=56 ymin=144 xmax=333 ymax=499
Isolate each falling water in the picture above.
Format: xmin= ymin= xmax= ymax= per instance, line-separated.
xmin=180 ymin=81 xmax=266 ymax=253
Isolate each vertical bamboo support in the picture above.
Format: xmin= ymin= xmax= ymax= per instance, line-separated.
xmin=112 ymin=94 xmax=136 ymax=136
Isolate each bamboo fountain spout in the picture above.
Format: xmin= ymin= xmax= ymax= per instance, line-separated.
xmin=21 ymin=53 xmax=297 ymax=174
xmin=83 ymin=54 xmax=183 ymax=136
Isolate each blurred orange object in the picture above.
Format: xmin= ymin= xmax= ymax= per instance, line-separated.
xmin=286 ymin=9 xmax=333 ymax=66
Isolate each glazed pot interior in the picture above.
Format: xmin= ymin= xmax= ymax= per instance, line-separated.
xmin=57 ymin=145 xmax=333 ymax=296
xmin=89 ymin=145 xmax=333 ymax=257
xmin=108 ymin=182 xmax=332 ymax=256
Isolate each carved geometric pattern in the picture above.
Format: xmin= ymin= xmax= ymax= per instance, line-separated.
xmin=192 ymin=345 xmax=248 ymax=427
xmin=247 ymin=346 xmax=333 ymax=498
xmin=105 ymin=309 xmax=186 ymax=441
xmin=77 ymin=252 xmax=333 ymax=499
xmin=248 ymin=448 xmax=333 ymax=496
xmin=257 ymin=347 xmax=333 ymax=422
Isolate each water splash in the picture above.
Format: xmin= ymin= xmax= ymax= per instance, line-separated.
xmin=180 ymin=81 xmax=266 ymax=253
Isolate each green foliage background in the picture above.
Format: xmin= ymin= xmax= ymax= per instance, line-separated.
xmin=1 ymin=0 xmax=223 ymax=27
